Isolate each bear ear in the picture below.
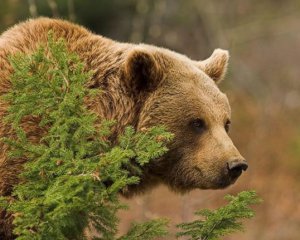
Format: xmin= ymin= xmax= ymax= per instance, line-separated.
xmin=124 ymin=48 xmax=163 ymax=93
xmin=197 ymin=49 xmax=229 ymax=84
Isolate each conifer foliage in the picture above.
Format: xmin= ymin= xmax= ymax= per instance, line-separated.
xmin=176 ymin=191 xmax=261 ymax=240
xmin=0 ymin=33 xmax=172 ymax=240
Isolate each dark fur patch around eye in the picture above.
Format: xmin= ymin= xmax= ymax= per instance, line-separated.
xmin=190 ymin=118 xmax=206 ymax=134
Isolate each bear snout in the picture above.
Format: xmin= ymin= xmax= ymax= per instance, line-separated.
xmin=227 ymin=159 xmax=248 ymax=179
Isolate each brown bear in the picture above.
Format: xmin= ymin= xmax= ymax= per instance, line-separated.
xmin=0 ymin=18 xmax=247 ymax=239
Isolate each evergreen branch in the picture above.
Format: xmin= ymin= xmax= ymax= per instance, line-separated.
xmin=176 ymin=191 xmax=262 ymax=240
xmin=2 ymin=32 xmax=172 ymax=240
xmin=118 ymin=219 xmax=169 ymax=240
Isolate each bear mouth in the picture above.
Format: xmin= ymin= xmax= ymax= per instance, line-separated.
xmin=156 ymin=163 xmax=245 ymax=192
xmin=213 ymin=170 xmax=244 ymax=189
xmin=191 ymin=166 xmax=243 ymax=190
xmin=217 ymin=176 xmax=238 ymax=189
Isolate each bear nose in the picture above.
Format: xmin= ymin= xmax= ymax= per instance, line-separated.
xmin=227 ymin=159 xmax=248 ymax=177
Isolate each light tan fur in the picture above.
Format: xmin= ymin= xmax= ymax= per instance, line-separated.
xmin=0 ymin=18 xmax=245 ymax=239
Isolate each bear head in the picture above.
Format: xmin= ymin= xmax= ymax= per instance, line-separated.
xmin=123 ymin=46 xmax=247 ymax=194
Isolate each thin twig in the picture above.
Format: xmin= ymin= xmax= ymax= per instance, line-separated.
xmin=68 ymin=0 xmax=76 ymax=21
xmin=28 ymin=0 xmax=38 ymax=17
xmin=47 ymin=0 xmax=59 ymax=18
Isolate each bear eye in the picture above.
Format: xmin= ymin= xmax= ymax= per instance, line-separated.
xmin=225 ymin=120 xmax=231 ymax=133
xmin=191 ymin=118 xmax=206 ymax=133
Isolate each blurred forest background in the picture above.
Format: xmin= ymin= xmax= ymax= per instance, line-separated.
xmin=1 ymin=0 xmax=300 ymax=239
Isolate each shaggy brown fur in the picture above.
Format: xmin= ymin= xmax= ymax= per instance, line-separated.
xmin=0 ymin=18 xmax=246 ymax=239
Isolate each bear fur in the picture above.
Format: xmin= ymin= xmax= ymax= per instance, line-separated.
xmin=0 ymin=18 xmax=246 ymax=239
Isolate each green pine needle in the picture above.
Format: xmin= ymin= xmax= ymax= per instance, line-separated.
xmin=118 ymin=219 xmax=169 ymax=240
